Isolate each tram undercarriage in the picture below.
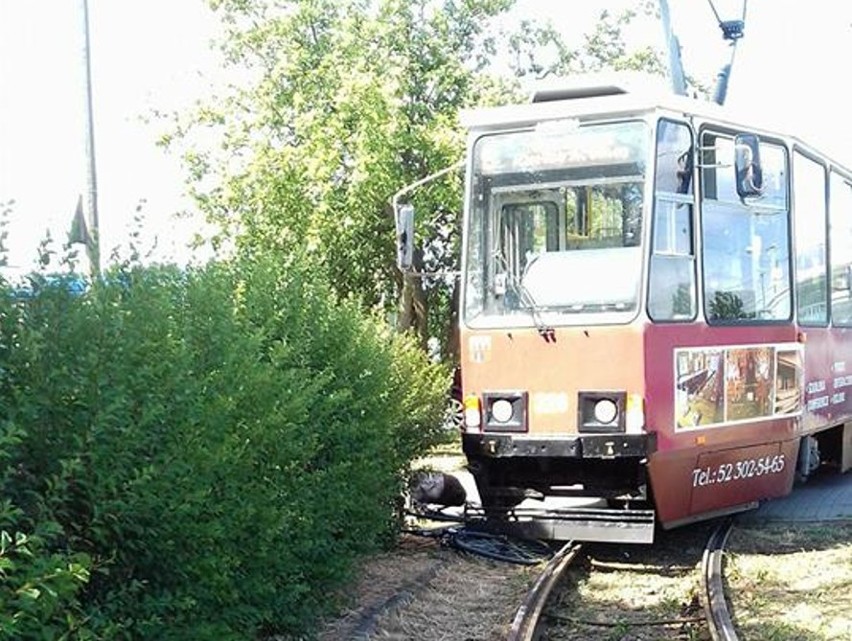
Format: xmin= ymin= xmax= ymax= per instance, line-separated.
xmin=462 ymin=433 xmax=656 ymax=543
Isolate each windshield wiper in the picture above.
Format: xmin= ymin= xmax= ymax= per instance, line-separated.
xmin=517 ymin=283 xmax=556 ymax=342
xmin=493 ymin=249 xmax=555 ymax=342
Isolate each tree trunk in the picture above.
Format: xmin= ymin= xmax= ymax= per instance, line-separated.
xmin=445 ymin=276 xmax=460 ymax=364
xmin=397 ymin=247 xmax=429 ymax=350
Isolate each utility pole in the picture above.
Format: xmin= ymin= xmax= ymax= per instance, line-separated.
xmin=659 ymin=0 xmax=687 ymax=96
xmin=80 ymin=0 xmax=100 ymax=277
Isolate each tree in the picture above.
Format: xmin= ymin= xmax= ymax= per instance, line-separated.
xmin=166 ymin=1 xmax=516 ymax=349
xmin=167 ymin=0 xmax=670 ymax=359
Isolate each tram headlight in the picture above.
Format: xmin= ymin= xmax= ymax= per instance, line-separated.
xmin=579 ymin=391 xmax=626 ymax=433
xmin=482 ymin=391 xmax=527 ymax=432
xmin=593 ymin=398 xmax=618 ymax=424
xmin=491 ymin=399 xmax=514 ymax=423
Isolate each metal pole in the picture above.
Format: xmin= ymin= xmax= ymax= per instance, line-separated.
xmin=659 ymin=0 xmax=687 ymax=96
xmin=80 ymin=0 xmax=100 ymax=277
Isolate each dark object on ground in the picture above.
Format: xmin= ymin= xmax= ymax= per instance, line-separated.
xmin=411 ymin=471 xmax=467 ymax=507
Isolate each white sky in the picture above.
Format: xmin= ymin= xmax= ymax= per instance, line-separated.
xmin=0 ymin=0 xmax=220 ymax=270
xmin=1 ymin=0 xmax=850 ymax=270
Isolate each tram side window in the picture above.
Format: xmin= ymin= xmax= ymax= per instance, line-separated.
xmin=649 ymin=120 xmax=696 ymax=321
xmin=829 ymin=172 xmax=852 ymax=326
xmin=701 ymin=132 xmax=791 ymax=322
xmin=793 ymin=152 xmax=828 ymax=326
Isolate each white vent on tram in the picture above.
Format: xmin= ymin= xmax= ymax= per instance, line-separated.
xmin=529 ymin=72 xmax=669 ymax=104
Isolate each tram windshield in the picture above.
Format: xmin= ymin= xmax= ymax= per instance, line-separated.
xmin=463 ymin=120 xmax=649 ymax=327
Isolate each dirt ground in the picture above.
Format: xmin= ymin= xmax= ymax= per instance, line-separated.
xmin=316 ymin=533 xmax=535 ymax=641
xmin=315 ymin=519 xmax=852 ymax=641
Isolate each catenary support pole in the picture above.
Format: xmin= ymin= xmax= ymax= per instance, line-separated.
xmin=80 ymin=0 xmax=101 ymax=277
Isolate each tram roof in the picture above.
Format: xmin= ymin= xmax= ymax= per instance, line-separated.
xmin=464 ymin=73 xmax=709 ymax=126
xmin=460 ymin=72 xmax=852 ymax=176
xmin=463 ymin=74 xmax=813 ymax=152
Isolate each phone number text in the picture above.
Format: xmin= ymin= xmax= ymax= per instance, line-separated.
xmin=692 ymin=454 xmax=786 ymax=488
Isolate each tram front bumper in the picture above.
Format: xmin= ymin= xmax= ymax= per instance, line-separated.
xmin=462 ymin=432 xmax=655 ymax=460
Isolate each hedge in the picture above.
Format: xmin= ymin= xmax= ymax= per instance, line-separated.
xmin=0 ymin=255 xmax=448 ymax=639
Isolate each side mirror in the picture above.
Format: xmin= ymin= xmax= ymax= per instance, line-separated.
xmin=395 ymin=203 xmax=414 ymax=271
xmin=734 ymin=133 xmax=764 ymax=198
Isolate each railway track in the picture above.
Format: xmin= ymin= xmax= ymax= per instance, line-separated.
xmin=507 ymin=520 xmax=739 ymax=640
xmin=329 ymin=515 xmax=740 ymax=639
xmin=507 ymin=541 xmax=583 ymax=641
xmin=702 ymin=520 xmax=738 ymax=641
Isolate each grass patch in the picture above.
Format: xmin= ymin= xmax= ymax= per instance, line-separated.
xmin=725 ymin=522 xmax=852 ymax=641
xmin=413 ymin=438 xmax=466 ymax=474
xmin=547 ymin=525 xmax=712 ymax=640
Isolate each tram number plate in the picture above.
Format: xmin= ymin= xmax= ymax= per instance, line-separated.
xmin=691 ymin=454 xmax=786 ymax=488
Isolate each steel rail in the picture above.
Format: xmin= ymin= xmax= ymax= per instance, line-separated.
xmin=507 ymin=541 xmax=582 ymax=641
xmin=702 ymin=519 xmax=738 ymax=641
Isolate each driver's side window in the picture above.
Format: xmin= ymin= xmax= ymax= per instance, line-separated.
xmin=648 ymin=119 xmax=697 ymax=321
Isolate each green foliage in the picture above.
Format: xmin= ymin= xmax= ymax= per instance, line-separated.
xmin=166 ymin=0 xmax=530 ymax=360
xmin=165 ymin=0 xmax=672 ymax=362
xmin=578 ymin=4 xmax=666 ymax=75
xmin=179 ymin=0 xmax=502 ymax=299
xmin=0 ymin=253 xmax=447 ymax=639
xmin=0 ymin=431 xmax=92 ymax=640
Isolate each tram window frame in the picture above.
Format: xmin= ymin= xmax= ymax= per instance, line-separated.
xmin=699 ymin=129 xmax=792 ymax=325
xmin=498 ymin=200 xmax=561 ymax=278
xmin=792 ymin=149 xmax=829 ymax=327
xmin=829 ymin=170 xmax=852 ymax=327
xmin=648 ymin=119 xmax=697 ymax=322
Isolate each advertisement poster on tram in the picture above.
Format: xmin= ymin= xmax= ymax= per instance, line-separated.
xmin=675 ymin=344 xmax=802 ymax=430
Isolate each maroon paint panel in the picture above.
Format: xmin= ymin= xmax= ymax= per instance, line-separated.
xmin=801 ymin=327 xmax=852 ymax=432
xmin=646 ymin=449 xmax=700 ymax=523
xmin=649 ymin=439 xmax=798 ymax=524
xmin=643 ymin=323 xmax=800 ymax=525
xmin=689 ymin=440 xmax=797 ymax=514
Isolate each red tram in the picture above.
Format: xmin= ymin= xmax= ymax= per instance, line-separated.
xmin=396 ymin=74 xmax=852 ymax=542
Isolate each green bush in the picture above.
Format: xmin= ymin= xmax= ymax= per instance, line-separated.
xmin=0 ymin=426 xmax=91 ymax=640
xmin=0 ymin=255 xmax=448 ymax=639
